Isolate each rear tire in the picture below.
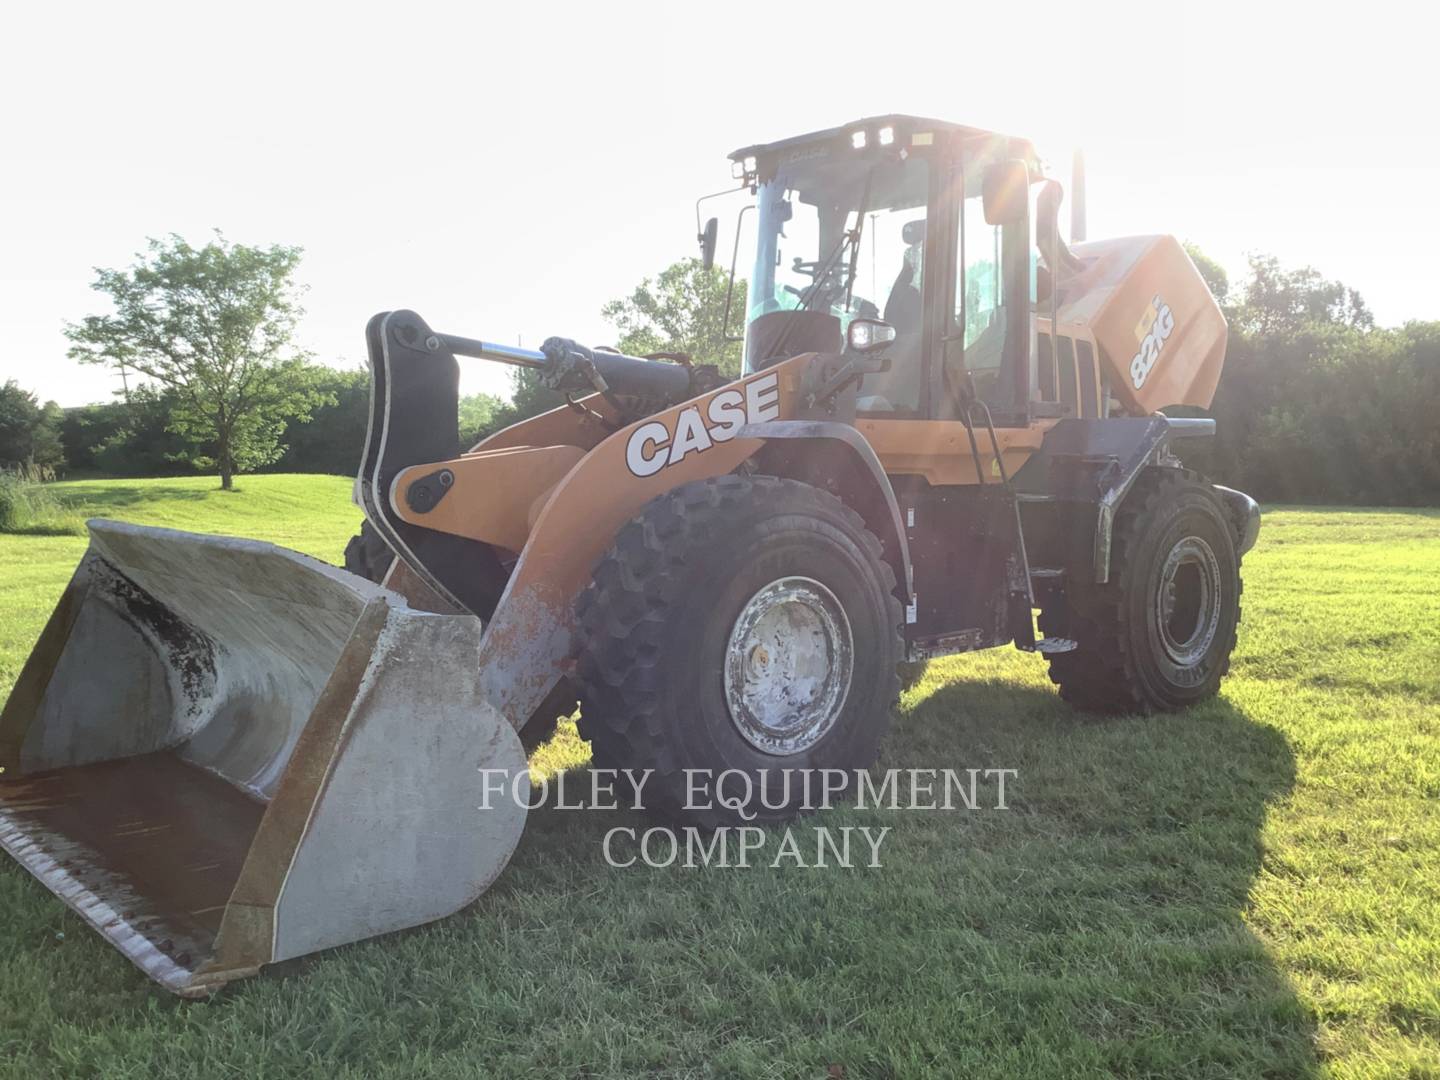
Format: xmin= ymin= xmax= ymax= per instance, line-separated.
xmin=1041 ymin=467 xmax=1242 ymax=713
xmin=574 ymin=475 xmax=903 ymax=825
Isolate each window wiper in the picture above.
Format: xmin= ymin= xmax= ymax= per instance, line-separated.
xmin=798 ymin=161 xmax=878 ymax=315
xmin=767 ymin=161 xmax=880 ymax=363
xmin=843 ymin=164 xmax=878 ymax=313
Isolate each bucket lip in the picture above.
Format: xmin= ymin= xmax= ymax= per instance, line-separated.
xmin=83 ymin=518 xmax=402 ymax=608
xmin=0 ymin=805 xmax=219 ymax=996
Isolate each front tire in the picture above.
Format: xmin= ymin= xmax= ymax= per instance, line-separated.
xmin=574 ymin=475 xmax=903 ymax=825
xmin=1041 ymin=467 xmax=1242 ymax=713
xmin=343 ymin=519 xmax=396 ymax=584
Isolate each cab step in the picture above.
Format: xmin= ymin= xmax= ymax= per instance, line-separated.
xmin=1033 ymin=636 xmax=1078 ymax=654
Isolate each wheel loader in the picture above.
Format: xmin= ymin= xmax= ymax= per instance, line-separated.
xmin=0 ymin=115 xmax=1259 ymax=994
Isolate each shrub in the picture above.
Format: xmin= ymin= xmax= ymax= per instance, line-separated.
xmin=0 ymin=473 xmax=86 ymax=536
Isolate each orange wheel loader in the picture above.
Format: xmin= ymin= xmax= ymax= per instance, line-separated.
xmin=0 ymin=116 xmax=1259 ymax=994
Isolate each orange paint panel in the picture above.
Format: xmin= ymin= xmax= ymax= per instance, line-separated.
xmin=392 ymin=445 xmax=586 ymax=553
xmin=1059 ymin=235 xmax=1227 ymax=414
xmin=858 ymin=418 xmax=1055 ymax=485
xmin=466 ymin=394 xmax=619 ymax=454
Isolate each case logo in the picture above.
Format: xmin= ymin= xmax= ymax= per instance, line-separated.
xmin=625 ymin=371 xmax=781 ymax=478
xmin=1129 ymin=294 xmax=1176 ymax=390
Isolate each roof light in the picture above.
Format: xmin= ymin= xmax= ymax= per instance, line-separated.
xmin=878 ymin=126 xmax=895 ymax=146
xmin=851 ymin=130 xmax=867 ymax=150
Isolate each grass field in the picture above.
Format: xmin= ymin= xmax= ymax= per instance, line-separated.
xmin=0 ymin=475 xmax=1436 ymax=1078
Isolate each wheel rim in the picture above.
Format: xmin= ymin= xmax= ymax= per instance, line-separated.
xmin=1154 ymin=536 xmax=1222 ymax=668
xmin=723 ymin=576 xmax=854 ymax=755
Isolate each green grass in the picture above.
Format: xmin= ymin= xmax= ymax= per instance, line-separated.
xmin=0 ymin=474 xmax=87 ymax=538
xmin=0 ymin=478 xmax=1437 ymax=1078
xmin=0 ymin=475 xmax=362 ymax=699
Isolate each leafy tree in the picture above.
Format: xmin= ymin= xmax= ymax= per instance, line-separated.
xmin=60 ymin=400 xmax=127 ymax=473
xmin=65 ymin=233 xmax=326 ymax=488
xmin=1231 ymin=253 xmax=1373 ymax=336
xmin=1177 ymin=246 xmax=1439 ymax=505
xmin=272 ymin=366 xmax=370 ymax=475
xmin=95 ymin=388 xmax=193 ymax=476
xmin=601 ymin=257 xmax=746 ymax=376
xmin=0 ymin=381 xmax=64 ymax=475
xmin=1183 ymin=242 xmax=1230 ymax=306
xmin=458 ymin=391 xmax=510 ymax=447
xmin=0 ymin=381 xmax=42 ymax=468
xmin=33 ymin=402 xmax=65 ymax=474
xmin=460 ymin=258 xmax=747 ymax=441
xmin=60 ymin=387 xmax=192 ymax=477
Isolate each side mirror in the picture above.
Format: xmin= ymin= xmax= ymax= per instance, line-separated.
xmin=982 ymin=160 xmax=1029 ymax=226
xmin=699 ymin=217 xmax=718 ymax=271
xmin=847 ymin=318 xmax=897 ymax=353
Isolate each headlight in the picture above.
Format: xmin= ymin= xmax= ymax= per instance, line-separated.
xmin=847 ymin=319 xmax=897 ymax=353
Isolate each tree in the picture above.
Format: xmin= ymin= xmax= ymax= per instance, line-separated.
xmin=0 ymin=381 xmax=42 ymax=468
xmin=65 ymin=233 xmax=325 ymax=489
xmin=463 ymin=258 xmax=747 ymax=441
xmin=0 ymin=381 xmax=64 ymax=476
xmin=32 ymin=402 xmax=64 ymax=474
xmin=1231 ymin=253 xmax=1373 ymax=336
xmin=601 ymin=257 xmax=746 ymax=377
xmin=1183 ymin=242 xmax=1230 ymax=306
xmin=272 ymin=366 xmax=370 ymax=475
xmin=458 ymin=391 xmax=510 ymax=447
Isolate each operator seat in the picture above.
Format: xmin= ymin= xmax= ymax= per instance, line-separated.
xmin=883 ymin=261 xmax=921 ymax=333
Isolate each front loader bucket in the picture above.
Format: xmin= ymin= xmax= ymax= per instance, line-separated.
xmin=0 ymin=520 xmax=528 ymax=996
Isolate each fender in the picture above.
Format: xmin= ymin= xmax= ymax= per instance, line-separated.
xmin=738 ymin=420 xmax=913 ymax=608
xmin=1024 ymin=415 xmax=1225 ymax=583
xmin=1212 ymin=484 xmax=1261 ymax=556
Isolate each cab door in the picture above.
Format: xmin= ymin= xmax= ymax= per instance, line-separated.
xmin=935 ymin=147 xmax=1034 ymax=427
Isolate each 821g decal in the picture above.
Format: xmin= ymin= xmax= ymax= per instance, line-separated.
xmin=1130 ymin=294 xmax=1176 ymax=390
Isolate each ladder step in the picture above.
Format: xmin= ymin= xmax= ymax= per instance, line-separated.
xmin=1015 ymin=492 xmax=1055 ymax=503
xmin=1029 ymin=567 xmax=1065 ymax=581
xmin=1034 ymin=636 xmax=1078 ymax=654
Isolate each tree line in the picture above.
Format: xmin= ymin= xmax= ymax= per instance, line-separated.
xmin=1177 ymin=248 xmax=1439 ymax=505
xmin=0 ymin=233 xmax=1435 ymax=506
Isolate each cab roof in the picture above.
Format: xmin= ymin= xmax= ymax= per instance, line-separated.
xmin=728 ymin=114 xmax=1030 ymax=163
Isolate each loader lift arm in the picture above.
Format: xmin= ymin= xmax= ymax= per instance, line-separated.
xmin=358 ymin=310 xmax=707 ymax=619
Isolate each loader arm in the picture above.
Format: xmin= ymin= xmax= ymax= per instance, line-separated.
xmin=363 ymin=325 xmax=814 ymax=731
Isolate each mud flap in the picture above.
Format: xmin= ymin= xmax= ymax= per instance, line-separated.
xmin=0 ymin=520 xmax=528 ymax=996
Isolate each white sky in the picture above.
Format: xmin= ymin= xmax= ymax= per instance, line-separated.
xmin=1 ymin=1 xmax=1433 ymax=406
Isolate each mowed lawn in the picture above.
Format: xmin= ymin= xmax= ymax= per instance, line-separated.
xmin=0 ymin=475 xmax=1436 ymax=1078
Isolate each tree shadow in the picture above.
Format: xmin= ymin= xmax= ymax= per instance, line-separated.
xmin=58 ymin=484 xmax=213 ymax=512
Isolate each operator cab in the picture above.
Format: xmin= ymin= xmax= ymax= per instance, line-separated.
xmin=723 ymin=115 xmax=1057 ymax=427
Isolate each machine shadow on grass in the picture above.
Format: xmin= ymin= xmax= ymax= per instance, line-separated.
xmin=0 ymin=676 xmax=1317 ymax=1077
xmin=502 ymin=674 xmax=1318 ymax=1076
